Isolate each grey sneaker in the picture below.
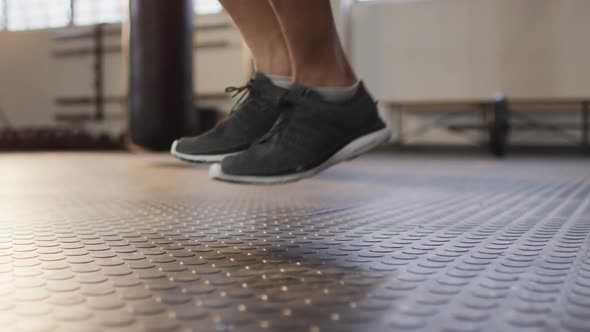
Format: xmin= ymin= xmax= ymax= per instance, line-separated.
xmin=171 ymin=73 xmax=288 ymax=162
xmin=209 ymin=82 xmax=391 ymax=184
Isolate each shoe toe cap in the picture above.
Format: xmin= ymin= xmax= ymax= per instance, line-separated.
xmin=220 ymin=152 xmax=263 ymax=176
xmin=220 ymin=150 xmax=287 ymax=176
xmin=219 ymin=154 xmax=242 ymax=174
xmin=172 ymin=136 xmax=213 ymax=155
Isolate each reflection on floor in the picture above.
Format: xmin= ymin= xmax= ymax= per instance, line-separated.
xmin=0 ymin=152 xmax=589 ymax=332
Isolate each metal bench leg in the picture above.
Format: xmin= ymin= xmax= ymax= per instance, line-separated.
xmin=396 ymin=106 xmax=405 ymax=148
xmin=489 ymin=96 xmax=510 ymax=157
xmin=582 ymin=102 xmax=589 ymax=149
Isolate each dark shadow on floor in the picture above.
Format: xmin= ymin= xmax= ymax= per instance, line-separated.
xmin=149 ymin=160 xmax=210 ymax=170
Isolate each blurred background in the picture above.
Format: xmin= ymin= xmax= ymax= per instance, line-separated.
xmin=0 ymin=0 xmax=588 ymax=155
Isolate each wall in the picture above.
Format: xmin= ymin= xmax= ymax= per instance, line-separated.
xmin=1 ymin=1 xmax=589 ymax=145
xmin=352 ymin=0 xmax=590 ymax=145
xmin=0 ymin=30 xmax=57 ymax=127
xmin=0 ymin=13 xmax=246 ymax=134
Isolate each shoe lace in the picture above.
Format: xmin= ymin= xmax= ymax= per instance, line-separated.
xmin=256 ymin=88 xmax=309 ymax=144
xmin=225 ymin=80 xmax=254 ymax=114
xmin=257 ymin=108 xmax=294 ymax=144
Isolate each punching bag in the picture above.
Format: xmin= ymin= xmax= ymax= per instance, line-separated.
xmin=128 ymin=0 xmax=197 ymax=150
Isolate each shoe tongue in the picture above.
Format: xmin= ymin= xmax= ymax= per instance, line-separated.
xmin=251 ymin=72 xmax=288 ymax=104
xmin=286 ymin=84 xmax=324 ymax=102
xmin=252 ymin=72 xmax=273 ymax=87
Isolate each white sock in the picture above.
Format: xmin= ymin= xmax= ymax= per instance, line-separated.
xmin=267 ymin=74 xmax=294 ymax=89
xmin=312 ymin=81 xmax=361 ymax=102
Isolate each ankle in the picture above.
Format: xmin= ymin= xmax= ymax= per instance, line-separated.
xmin=294 ymin=69 xmax=357 ymax=87
xmin=254 ymin=47 xmax=292 ymax=77
xmin=256 ymin=61 xmax=292 ymax=77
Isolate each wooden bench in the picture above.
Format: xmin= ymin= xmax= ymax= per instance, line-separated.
xmin=384 ymin=97 xmax=589 ymax=156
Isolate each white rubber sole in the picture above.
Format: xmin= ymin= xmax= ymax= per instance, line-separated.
xmin=170 ymin=140 xmax=240 ymax=163
xmin=209 ymin=127 xmax=392 ymax=184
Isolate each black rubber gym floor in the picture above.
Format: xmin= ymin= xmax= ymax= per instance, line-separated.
xmin=0 ymin=152 xmax=589 ymax=332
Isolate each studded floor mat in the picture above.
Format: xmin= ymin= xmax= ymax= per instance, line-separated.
xmin=0 ymin=152 xmax=589 ymax=332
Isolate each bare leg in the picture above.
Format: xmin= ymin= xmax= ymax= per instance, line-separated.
xmin=268 ymin=0 xmax=357 ymax=87
xmin=219 ymin=0 xmax=291 ymax=76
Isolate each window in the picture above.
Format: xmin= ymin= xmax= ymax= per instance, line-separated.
xmin=6 ymin=0 xmax=70 ymax=31
xmin=1 ymin=0 xmax=6 ymax=30
xmin=73 ymin=0 xmax=223 ymax=26
xmin=74 ymin=0 xmax=123 ymax=26
xmin=0 ymin=0 xmax=223 ymax=31
xmin=195 ymin=0 xmax=223 ymax=15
